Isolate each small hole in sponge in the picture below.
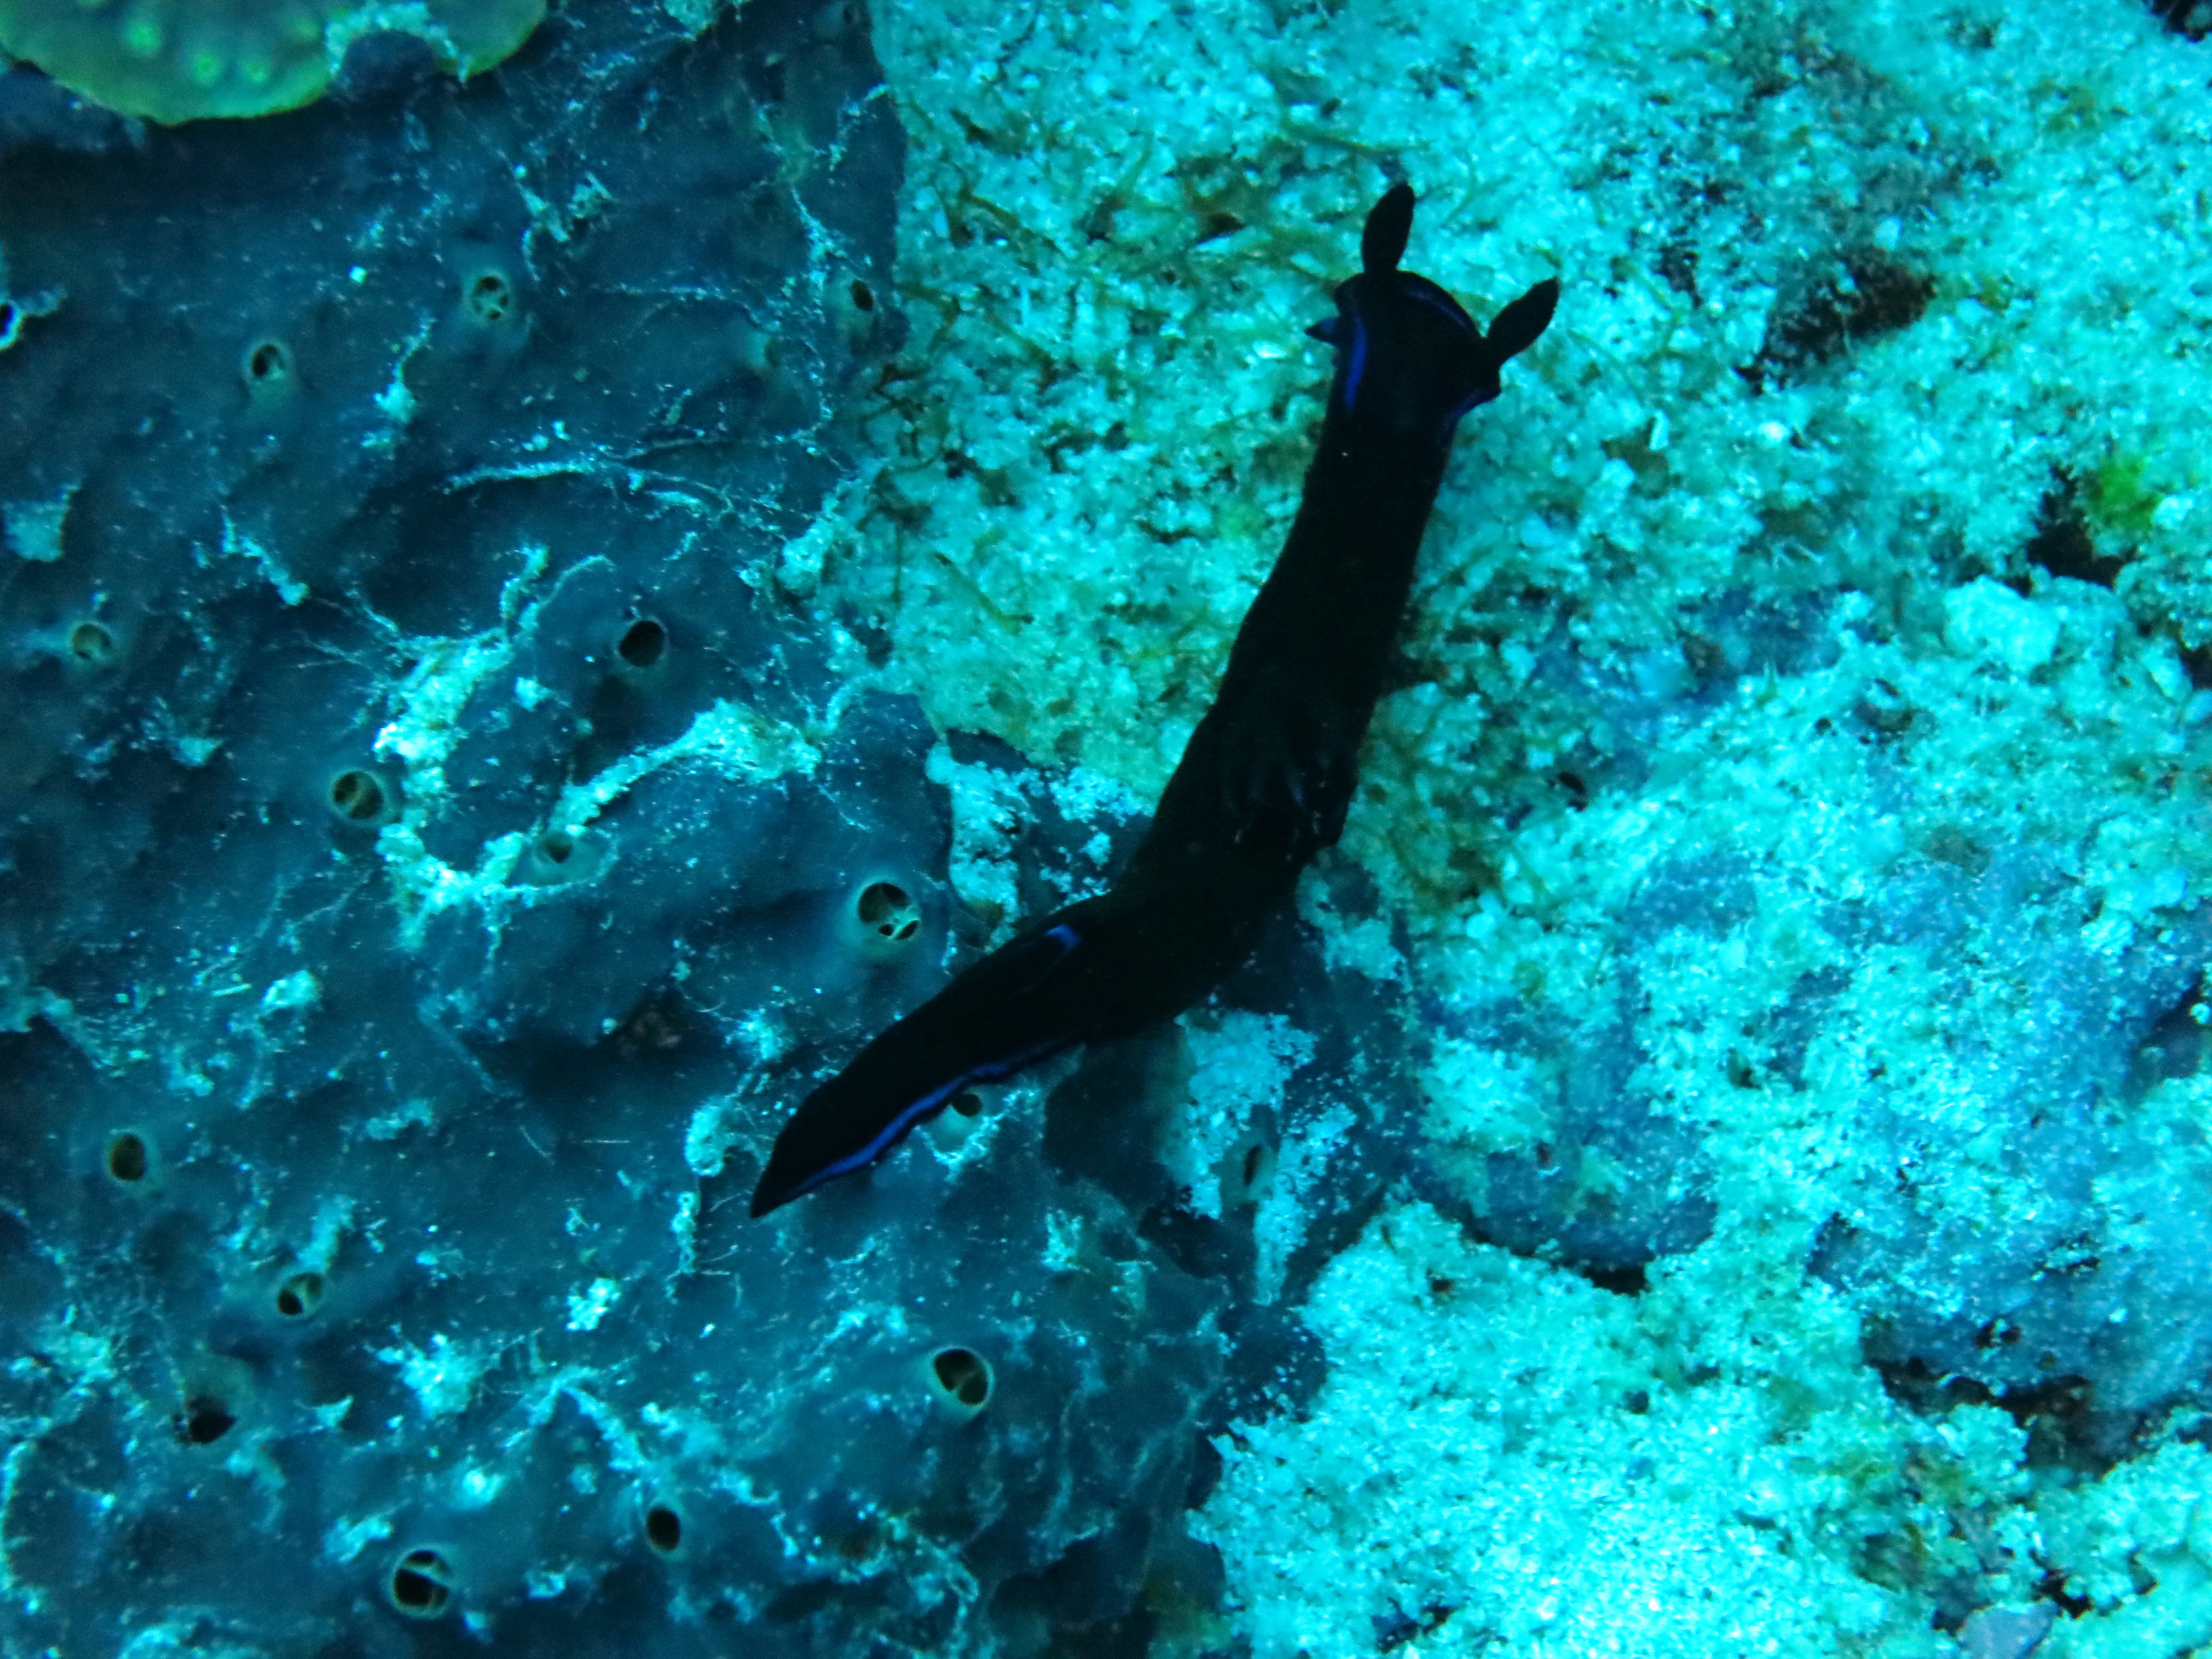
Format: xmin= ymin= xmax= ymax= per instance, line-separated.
xmin=1228 ymin=1139 xmax=1277 ymax=1204
xmin=923 ymin=1086 xmax=987 ymax=1149
xmin=106 ymin=1133 xmax=149 ymax=1183
xmin=327 ymin=769 xmax=392 ymax=825
xmin=856 ymin=881 xmax=920 ymax=943
xmin=831 ymin=271 xmax=881 ymax=352
xmin=617 ymin=617 xmax=667 ymax=670
xmin=242 ymin=338 xmax=293 ymax=386
xmin=67 ymin=622 xmax=115 ymax=665
xmin=176 ymin=1395 xmax=235 ymax=1445
xmin=927 ymin=1346 xmax=993 ymax=1415
xmin=520 ymin=826 xmax=605 ymax=886
xmin=465 ymin=269 xmax=515 ymax=325
xmin=388 ymin=1547 xmax=455 ymax=1618
xmin=275 ymin=1271 xmax=325 ymax=1319
xmin=644 ymin=1503 xmax=682 ymax=1554
xmin=612 ymin=989 xmax=691 ymax=1054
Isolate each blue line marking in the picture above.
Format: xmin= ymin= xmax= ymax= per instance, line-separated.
xmin=783 ymin=1039 xmax=1072 ymax=1202
xmin=1404 ymin=283 xmax=1477 ymax=335
xmin=1344 ymin=314 xmax=1369 ymax=411
xmin=804 ymin=1079 xmax=968 ymax=1192
xmin=971 ymin=1039 xmax=1061 ymax=1083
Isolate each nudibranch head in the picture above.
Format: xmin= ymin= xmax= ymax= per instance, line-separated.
xmin=1308 ymin=186 xmax=1558 ymax=450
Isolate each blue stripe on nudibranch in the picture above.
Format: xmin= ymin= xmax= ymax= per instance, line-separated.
xmin=1343 ymin=311 xmax=1370 ymax=411
xmin=782 ymin=1037 xmax=1070 ymax=1203
xmin=1402 ymin=279 xmax=1477 ymax=333
xmin=805 ymin=1078 xmax=972 ymax=1191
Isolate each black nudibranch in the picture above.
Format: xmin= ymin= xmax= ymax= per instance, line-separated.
xmin=751 ymin=183 xmax=1557 ymax=1217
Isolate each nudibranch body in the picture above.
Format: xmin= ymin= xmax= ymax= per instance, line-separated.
xmin=752 ymin=183 xmax=1557 ymax=1217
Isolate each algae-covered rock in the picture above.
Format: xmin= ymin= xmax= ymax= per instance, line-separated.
xmin=0 ymin=0 xmax=544 ymax=123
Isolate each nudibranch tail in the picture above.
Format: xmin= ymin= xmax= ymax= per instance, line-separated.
xmin=748 ymin=919 xmax=1086 ymax=1216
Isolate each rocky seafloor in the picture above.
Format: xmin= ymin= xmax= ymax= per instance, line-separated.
xmin=4 ymin=1 xmax=2212 ymax=1655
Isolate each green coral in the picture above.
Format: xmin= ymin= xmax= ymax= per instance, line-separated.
xmin=2083 ymin=446 xmax=2166 ymax=545
xmin=0 ymin=0 xmax=545 ymax=124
